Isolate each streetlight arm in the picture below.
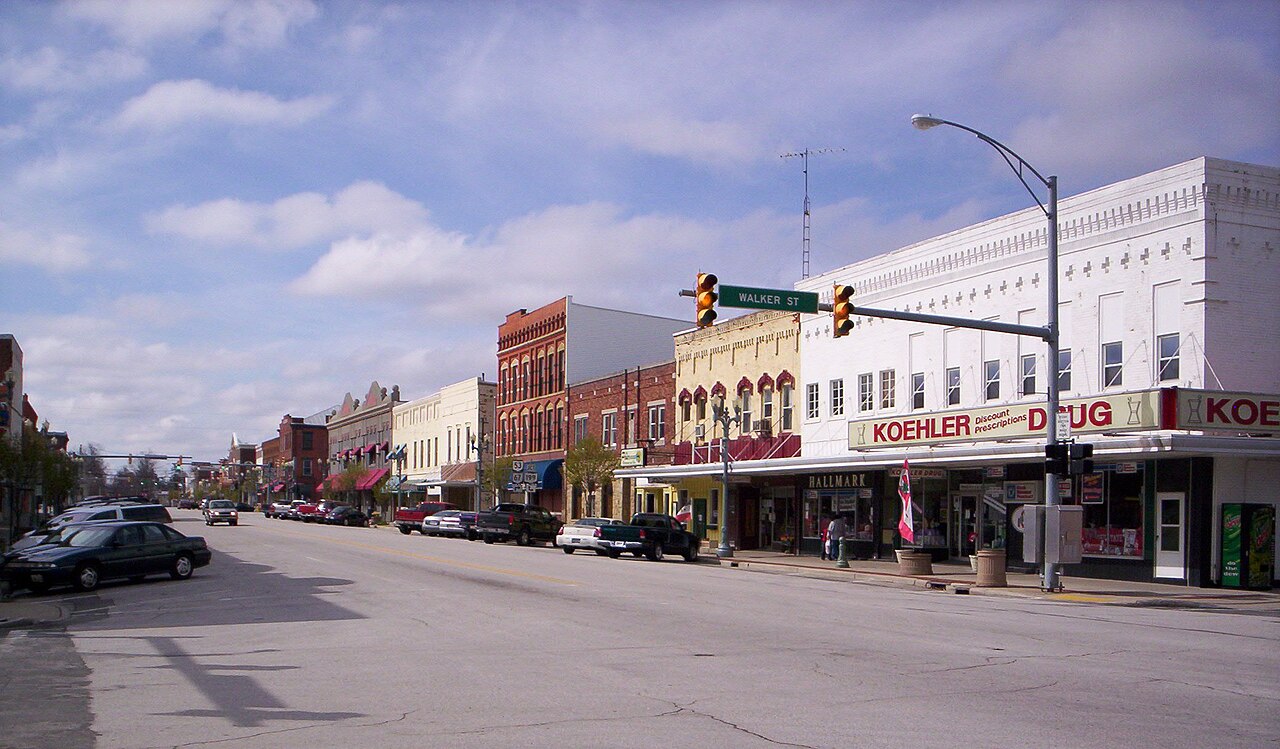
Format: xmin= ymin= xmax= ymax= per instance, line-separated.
xmin=911 ymin=114 xmax=1051 ymax=217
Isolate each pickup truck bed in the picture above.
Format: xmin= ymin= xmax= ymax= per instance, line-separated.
xmin=475 ymin=503 xmax=561 ymax=546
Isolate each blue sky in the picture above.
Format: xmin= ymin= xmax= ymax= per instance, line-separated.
xmin=3 ymin=0 xmax=1277 ymax=464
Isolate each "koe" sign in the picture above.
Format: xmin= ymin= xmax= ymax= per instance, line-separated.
xmin=1174 ymin=390 xmax=1280 ymax=434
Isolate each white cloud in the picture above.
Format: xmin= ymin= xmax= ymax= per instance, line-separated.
xmin=1004 ymin=7 xmax=1280 ymax=172
xmin=147 ymin=181 xmax=429 ymax=250
xmin=113 ymin=79 xmax=333 ymax=131
xmin=0 ymin=46 xmax=147 ymax=91
xmin=0 ymin=221 xmax=92 ymax=273
xmin=64 ymin=0 xmax=318 ymax=48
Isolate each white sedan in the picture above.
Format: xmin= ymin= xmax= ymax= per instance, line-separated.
xmin=557 ymin=517 xmax=625 ymax=554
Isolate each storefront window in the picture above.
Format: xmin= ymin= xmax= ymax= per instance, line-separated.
xmin=1080 ymin=468 xmax=1145 ymax=558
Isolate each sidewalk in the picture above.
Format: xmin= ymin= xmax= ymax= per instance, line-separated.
xmin=713 ymin=550 xmax=1280 ymax=614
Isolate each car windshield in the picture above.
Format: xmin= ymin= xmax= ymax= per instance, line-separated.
xmin=574 ymin=518 xmax=611 ymax=527
xmin=62 ymin=527 xmax=118 ymax=548
xmin=209 ymin=500 xmax=234 ymax=509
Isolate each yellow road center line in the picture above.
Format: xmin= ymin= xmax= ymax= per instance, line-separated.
xmin=267 ymin=526 xmax=580 ymax=586
xmin=1052 ymin=593 xmax=1117 ymax=603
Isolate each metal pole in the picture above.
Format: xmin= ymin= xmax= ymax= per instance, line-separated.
xmin=1044 ymin=175 xmax=1061 ymax=591
xmin=718 ymin=427 xmax=732 ymax=558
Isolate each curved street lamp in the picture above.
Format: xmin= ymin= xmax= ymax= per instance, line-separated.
xmin=912 ymin=114 xmax=1062 ymax=591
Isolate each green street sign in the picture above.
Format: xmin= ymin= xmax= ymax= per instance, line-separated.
xmin=719 ymin=285 xmax=819 ymax=313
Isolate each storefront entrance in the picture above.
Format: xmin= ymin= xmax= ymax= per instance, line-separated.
xmin=951 ymin=493 xmax=978 ymax=558
xmin=1155 ymin=492 xmax=1185 ymax=579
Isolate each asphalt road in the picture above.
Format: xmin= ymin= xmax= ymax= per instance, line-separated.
xmin=2 ymin=510 xmax=1276 ymax=749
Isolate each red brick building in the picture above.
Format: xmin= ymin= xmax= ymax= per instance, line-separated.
xmin=566 ymin=360 xmax=676 ymax=519
xmin=496 ymin=297 xmax=686 ymax=517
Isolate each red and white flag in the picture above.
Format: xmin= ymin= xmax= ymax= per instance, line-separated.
xmin=898 ymin=458 xmax=915 ymax=543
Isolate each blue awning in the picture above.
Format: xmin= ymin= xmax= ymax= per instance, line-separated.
xmin=506 ymin=459 xmax=563 ymax=492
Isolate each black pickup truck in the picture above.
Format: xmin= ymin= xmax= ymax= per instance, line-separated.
xmin=475 ymin=503 xmax=562 ymax=546
xmin=598 ymin=513 xmax=701 ymax=562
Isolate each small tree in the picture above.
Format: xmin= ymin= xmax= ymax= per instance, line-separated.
xmin=563 ymin=438 xmax=619 ymax=519
xmin=480 ymin=456 xmax=515 ymax=509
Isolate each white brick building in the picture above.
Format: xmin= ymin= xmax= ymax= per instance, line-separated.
xmin=391 ymin=377 xmax=496 ymax=510
xmin=792 ymin=157 xmax=1278 ymax=586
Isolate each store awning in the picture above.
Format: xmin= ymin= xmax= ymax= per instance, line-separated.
xmin=506 ymin=459 xmax=562 ymax=492
xmin=271 ymin=483 xmax=285 ymax=491
xmin=356 ymin=467 xmax=390 ymax=491
xmin=380 ymin=440 xmax=390 ymax=452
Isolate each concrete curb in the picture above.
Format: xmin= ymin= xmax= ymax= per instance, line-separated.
xmin=0 ymin=600 xmax=70 ymax=630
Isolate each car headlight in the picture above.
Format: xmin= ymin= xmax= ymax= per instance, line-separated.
xmin=230 ymin=511 xmax=238 ymax=516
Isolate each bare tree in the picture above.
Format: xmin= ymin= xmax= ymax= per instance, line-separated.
xmin=563 ymin=438 xmax=619 ymax=519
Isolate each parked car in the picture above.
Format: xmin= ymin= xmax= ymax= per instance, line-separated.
xmin=299 ymin=501 xmax=343 ymax=523
xmin=177 ymin=498 xmax=198 ymax=510
xmin=324 ymin=506 xmax=369 ymax=527
xmin=393 ymin=501 xmax=457 ymax=535
xmin=203 ymin=499 xmax=239 ymax=526
xmin=475 ymin=503 xmax=562 ymax=546
xmin=235 ymin=502 xmax=255 ymax=512
xmin=1 ymin=521 xmax=212 ymax=594
xmin=557 ymin=517 xmax=626 ymax=554
xmin=34 ymin=503 xmax=172 ymax=536
xmin=5 ymin=521 xmax=107 ymax=557
xmin=282 ymin=500 xmax=309 ymax=520
xmin=421 ymin=509 xmax=453 ymax=536
xmin=598 ymin=513 xmax=701 ymax=562
xmin=264 ymin=499 xmax=293 ymax=518
xmin=437 ymin=511 xmax=478 ymax=540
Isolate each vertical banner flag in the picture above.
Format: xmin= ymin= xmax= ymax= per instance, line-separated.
xmin=898 ymin=458 xmax=915 ymax=543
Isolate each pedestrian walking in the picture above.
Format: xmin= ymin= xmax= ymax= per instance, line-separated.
xmin=828 ymin=514 xmax=847 ymax=562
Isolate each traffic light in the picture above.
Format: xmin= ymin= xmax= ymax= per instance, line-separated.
xmin=833 ymin=284 xmax=855 ymax=337
xmin=1069 ymin=443 xmax=1095 ymax=475
xmin=1044 ymin=443 xmax=1069 ymax=475
xmin=696 ymin=273 xmax=718 ymax=328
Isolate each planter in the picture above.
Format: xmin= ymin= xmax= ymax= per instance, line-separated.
xmin=975 ymin=549 xmax=1008 ymax=587
xmin=895 ymin=549 xmax=933 ymax=576
xmin=969 ymin=554 xmax=979 ymax=572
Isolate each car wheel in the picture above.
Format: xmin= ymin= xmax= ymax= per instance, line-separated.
xmin=466 ymin=530 xmax=477 ymax=541
xmin=562 ymin=546 xmax=574 ymax=554
xmin=517 ymin=527 xmax=532 ymax=546
xmin=607 ymin=550 xmax=621 ymax=559
xmin=649 ymin=544 xmax=664 ymax=562
xmin=483 ymin=535 xmax=495 ymax=544
xmin=631 ymin=551 xmax=644 ymax=558
xmin=595 ymin=549 xmax=608 ymax=556
xmin=684 ymin=543 xmax=699 ymax=563
xmin=170 ymin=554 xmax=194 ymax=580
xmin=73 ymin=563 xmax=101 ymax=592
xmin=398 ymin=525 xmax=412 ymax=535
xmin=230 ymin=521 xmax=238 ymax=526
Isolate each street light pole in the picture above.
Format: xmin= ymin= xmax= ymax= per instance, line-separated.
xmin=912 ymin=114 xmax=1061 ymax=591
xmin=711 ymin=397 xmax=741 ymax=559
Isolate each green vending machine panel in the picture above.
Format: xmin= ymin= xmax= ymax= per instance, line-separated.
xmin=1222 ymin=503 xmax=1276 ymax=590
xmin=1221 ymin=504 xmax=1244 ymax=588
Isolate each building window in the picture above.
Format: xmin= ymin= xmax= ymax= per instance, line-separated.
xmin=911 ymin=372 xmax=925 ymax=410
xmin=1157 ymin=333 xmax=1179 ymax=381
xmin=984 ymin=360 xmax=1000 ymax=401
xmin=780 ymin=384 xmax=793 ymax=431
xmin=858 ymin=373 xmax=873 ymax=412
xmin=1058 ymin=350 xmax=1072 ymax=392
xmin=1020 ymin=354 xmax=1036 ymax=397
xmin=648 ymin=404 xmax=665 ymax=441
xmin=1102 ymin=342 xmax=1123 ymax=388
xmin=879 ymin=369 xmax=895 ymax=409
xmin=302 ymin=458 xmax=312 ymax=477
xmin=805 ymin=382 xmax=819 ymax=420
xmin=574 ymin=415 xmax=587 ymax=444
xmin=761 ymin=388 xmax=774 ymax=432
xmin=946 ymin=367 xmax=960 ymax=406
xmin=830 ymin=379 xmax=845 ymax=417
xmin=302 ymin=432 xmax=313 ymax=450
xmin=740 ymin=391 xmax=753 ymax=436
xmin=696 ymin=397 xmax=707 ymax=423
xmin=681 ymin=400 xmax=691 ymax=423
xmin=602 ymin=412 xmax=617 ymax=447
xmin=555 ymin=405 xmax=564 ymax=449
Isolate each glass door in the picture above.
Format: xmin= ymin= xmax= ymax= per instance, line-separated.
xmin=951 ymin=494 xmax=978 ymax=558
xmin=1155 ymin=492 xmax=1185 ymax=579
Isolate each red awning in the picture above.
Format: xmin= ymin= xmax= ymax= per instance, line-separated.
xmin=355 ymin=468 xmax=389 ymax=491
xmin=380 ymin=440 xmax=389 ymax=452
xmin=365 ymin=442 xmax=379 ymax=453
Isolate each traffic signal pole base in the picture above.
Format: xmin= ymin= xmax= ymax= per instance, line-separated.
xmin=716 ymin=544 xmax=734 ymax=559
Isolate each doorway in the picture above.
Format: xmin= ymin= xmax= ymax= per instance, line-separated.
xmin=951 ymin=494 xmax=978 ymax=558
xmin=1155 ymin=491 xmax=1185 ymax=579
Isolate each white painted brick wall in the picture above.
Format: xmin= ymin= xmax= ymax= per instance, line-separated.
xmin=798 ymin=157 xmax=1280 ymax=457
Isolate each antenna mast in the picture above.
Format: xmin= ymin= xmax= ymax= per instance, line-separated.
xmin=780 ymin=147 xmax=844 ymax=279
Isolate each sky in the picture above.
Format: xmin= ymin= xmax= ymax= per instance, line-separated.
xmin=3 ymin=0 xmax=1278 ymax=466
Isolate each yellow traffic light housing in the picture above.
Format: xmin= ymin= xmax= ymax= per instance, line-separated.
xmin=833 ymin=284 xmax=854 ymax=337
xmin=696 ymin=273 xmax=718 ymax=328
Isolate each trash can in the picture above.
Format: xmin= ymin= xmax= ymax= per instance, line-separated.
xmin=896 ymin=549 xmax=933 ymax=576
xmin=975 ymin=549 xmax=1007 ymax=587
